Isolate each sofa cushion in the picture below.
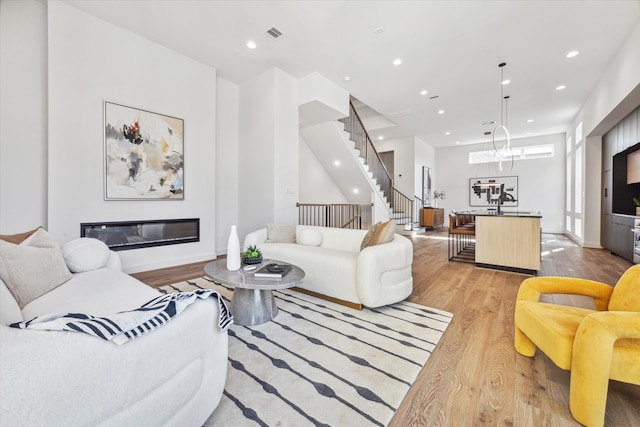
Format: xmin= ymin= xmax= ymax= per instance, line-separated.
xmin=22 ymin=268 xmax=161 ymax=319
xmin=360 ymin=222 xmax=380 ymax=250
xmin=363 ymin=219 xmax=395 ymax=249
xmin=62 ymin=238 xmax=111 ymax=273
xmin=0 ymin=228 xmax=72 ymax=309
xmin=266 ymin=223 xmax=296 ymax=243
xmin=0 ymin=227 xmax=41 ymax=244
xmin=298 ymin=228 xmax=323 ymax=247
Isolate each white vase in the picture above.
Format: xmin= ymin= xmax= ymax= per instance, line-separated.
xmin=226 ymin=225 xmax=241 ymax=271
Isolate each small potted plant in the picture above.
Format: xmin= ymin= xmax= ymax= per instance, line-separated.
xmin=433 ymin=190 xmax=446 ymax=208
xmin=634 ymin=197 xmax=640 ymax=216
xmin=242 ymin=245 xmax=263 ymax=265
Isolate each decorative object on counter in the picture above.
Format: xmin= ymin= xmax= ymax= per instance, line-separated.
xmin=491 ymin=63 xmax=514 ymax=172
xmin=470 ymin=176 xmax=518 ymax=208
xmin=241 ymin=245 xmax=263 ymax=265
xmin=104 ymin=102 xmax=184 ymax=200
xmin=634 ymin=197 xmax=640 ymax=216
xmin=433 ymin=190 xmax=446 ymax=208
xmin=226 ymin=225 xmax=241 ymax=271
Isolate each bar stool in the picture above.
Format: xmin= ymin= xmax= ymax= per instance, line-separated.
xmin=448 ymin=214 xmax=476 ymax=262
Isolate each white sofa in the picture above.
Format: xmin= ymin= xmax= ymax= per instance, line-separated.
xmin=0 ymin=234 xmax=228 ymax=427
xmin=243 ymin=225 xmax=413 ymax=308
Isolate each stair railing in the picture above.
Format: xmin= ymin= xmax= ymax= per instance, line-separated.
xmin=339 ymin=99 xmax=414 ymax=226
xmin=297 ymin=203 xmax=373 ymax=230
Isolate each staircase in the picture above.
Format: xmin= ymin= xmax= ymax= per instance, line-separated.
xmin=339 ymin=100 xmax=424 ymax=235
xmin=300 ymin=98 xmax=423 ymax=234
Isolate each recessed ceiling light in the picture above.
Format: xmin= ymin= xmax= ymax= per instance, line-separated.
xmin=393 ymin=58 xmax=402 ymax=66
xmin=445 ymin=131 xmax=451 ymax=135
xmin=438 ymin=110 xmax=445 ymax=114
xmin=373 ymin=27 xmax=385 ymax=35
xmin=378 ymin=136 xmax=384 ymax=140
xmin=334 ymin=160 xmax=340 ymax=166
xmin=556 ymin=85 xmax=566 ymax=91
xmin=502 ymin=79 xmax=511 ymax=85
xmin=246 ymin=40 xmax=257 ymax=49
xmin=343 ymin=76 xmax=351 ymax=82
xmin=527 ymin=119 xmax=535 ymax=123
xmin=566 ymin=50 xmax=579 ymax=58
xmin=420 ymin=89 xmax=428 ymax=96
xmin=455 ymin=141 xmax=461 ymax=145
xmin=353 ymin=188 xmax=359 ymax=194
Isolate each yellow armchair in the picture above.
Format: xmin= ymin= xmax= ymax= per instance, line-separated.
xmin=514 ymin=264 xmax=640 ymax=427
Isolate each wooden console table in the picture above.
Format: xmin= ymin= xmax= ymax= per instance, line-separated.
xmin=420 ymin=208 xmax=444 ymax=228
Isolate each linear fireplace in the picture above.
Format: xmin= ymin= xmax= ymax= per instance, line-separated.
xmin=80 ymin=218 xmax=199 ymax=251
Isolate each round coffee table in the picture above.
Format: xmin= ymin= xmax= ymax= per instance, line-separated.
xmin=204 ymin=258 xmax=305 ymax=326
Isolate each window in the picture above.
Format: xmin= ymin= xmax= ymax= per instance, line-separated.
xmin=469 ymin=144 xmax=554 ymax=164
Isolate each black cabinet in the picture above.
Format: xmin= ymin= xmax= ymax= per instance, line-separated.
xmin=601 ymin=106 xmax=639 ymax=262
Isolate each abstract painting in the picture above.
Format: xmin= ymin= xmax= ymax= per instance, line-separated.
xmin=104 ymin=102 xmax=184 ymax=200
xmin=469 ymin=176 xmax=518 ymax=207
xmin=422 ymin=166 xmax=432 ymax=206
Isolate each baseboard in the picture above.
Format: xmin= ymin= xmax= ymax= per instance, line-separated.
xmin=291 ymin=287 xmax=363 ymax=310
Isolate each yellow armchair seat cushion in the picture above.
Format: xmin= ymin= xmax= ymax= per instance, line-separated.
xmin=515 ymin=301 xmax=594 ymax=369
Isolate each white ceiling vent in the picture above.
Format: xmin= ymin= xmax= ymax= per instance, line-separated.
xmin=265 ymin=27 xmax=284 ymax=40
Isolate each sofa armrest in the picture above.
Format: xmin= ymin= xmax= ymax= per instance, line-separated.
xmin=243 ymin=228 xmax=268 ymax=250
xmin=357 ymin=235 xmax=413 ymax=306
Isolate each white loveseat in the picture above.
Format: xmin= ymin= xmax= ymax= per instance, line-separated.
xmin=0 ymin=232 xmax=228 ymax=426
xmin=243 ymin=225 xmax=413 ymax=308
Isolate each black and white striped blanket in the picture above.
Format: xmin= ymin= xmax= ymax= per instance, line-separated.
xmin=10 ymin=289 xmax=233 ymax=345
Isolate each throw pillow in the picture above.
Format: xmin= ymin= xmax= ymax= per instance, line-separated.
xmin=62 ymin=238 xmax=110 ymax=273
xmin=266 ymin=223 xmax=296 ymax=243
xmin=0 ymin=228 xmax=72 ymax=309
xmin=363 ymin=219 xmax=396 ymax=249
xmin=360 ymin=222 xmax=380 ymax=250
xmin=298 ymin=228 xmax=323 ymax=247
xmin=0 ymin=227 xmax=41 ymax=244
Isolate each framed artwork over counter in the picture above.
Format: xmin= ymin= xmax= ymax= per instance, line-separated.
xmin=469 ymin=176 xmax=518 ymax=207
xmin=104 ymin=101 xmax=184 ymax=200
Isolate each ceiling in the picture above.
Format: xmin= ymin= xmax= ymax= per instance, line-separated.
xmin=65 ymin=0 xmax=640 ymax=147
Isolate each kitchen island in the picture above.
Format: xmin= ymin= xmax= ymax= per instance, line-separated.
xmin=473 ymin=211 xmax=542 ymax=274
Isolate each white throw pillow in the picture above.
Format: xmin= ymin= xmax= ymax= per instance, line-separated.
xmin=0 ymin=228 xmax=72 ymax=309
xmin=298 ymin=228 xmax=323 ymax=247
xmin=62 ymin=238 xmax=111 ymax=273
xmin=266 ymin=223 xmax=296 ymax=243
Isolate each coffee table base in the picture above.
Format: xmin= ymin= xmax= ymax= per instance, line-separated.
xmin=231 ymin=288 xmax=278 ymax=326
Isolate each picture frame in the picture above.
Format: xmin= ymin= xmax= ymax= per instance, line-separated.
xmin=104 ymin=101 xmax=184 ymax=200
xmin=469 ymin=176 xmax=518 ymax=207
xmin=422 ymin=166 xmax=432 ymax=207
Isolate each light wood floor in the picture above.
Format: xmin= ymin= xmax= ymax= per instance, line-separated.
xmin=132 ymin=230 xmax=640 ymax=427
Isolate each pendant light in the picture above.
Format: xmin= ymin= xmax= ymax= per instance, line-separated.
xmin=492 ymin=62 xmax=514 ymax=171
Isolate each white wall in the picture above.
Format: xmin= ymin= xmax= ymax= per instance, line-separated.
xmin=215 ymin=77 xmax=240 ymax=254
xmin=299 ymin=137 xmax=348 ymax=204
xmin=375 ymin=137 xmax=415 ymax=198
xmin=238 ymin=67 xmax=298 ymax=240
xmin=47 ymin=2 xmax=217 ymax=273
xmin=436 ymin=134 xmax=566 ymax=233
xmin=0 ymin=0 xmax=48 ymax=233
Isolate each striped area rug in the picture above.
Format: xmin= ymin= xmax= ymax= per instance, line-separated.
xmin=159 ymin=277 xmax=453 ymax=427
